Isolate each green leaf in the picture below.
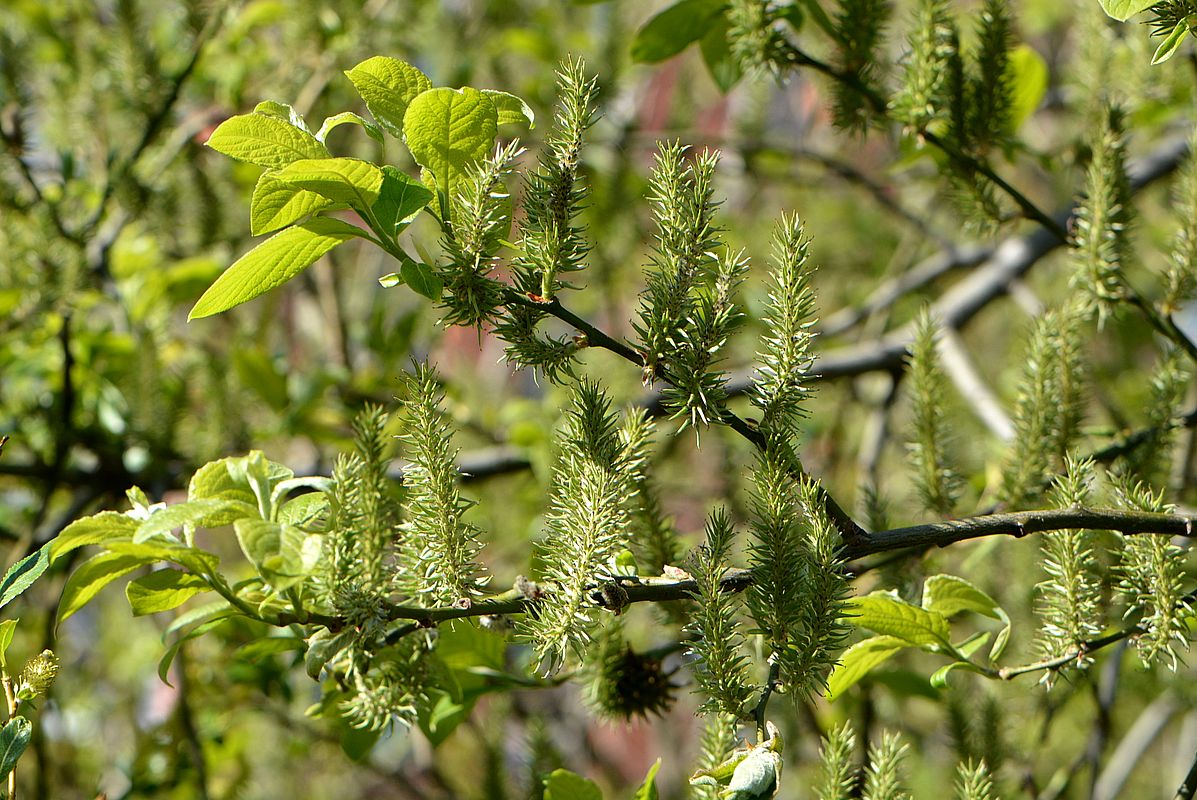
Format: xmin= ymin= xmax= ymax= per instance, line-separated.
xmin=921 ymin=574 xmax=1011 ymax=660
xmin=826 ymin=635 xmax=908 ymax=700
xmin=482 ymin=89 xmax=536 ymax=128
xmin=699 ymin=16 xmax=743 ymax=92
xmin=344 ymin=56 xmax=433 ymax=139
xmin=253 ymin=100 xmax=314 ymax=134
xmin=0 ymin=619 xmax=17 ymax=670
xmin=633 ymin=759 xmax=662 ymax=800
xmin=1007 ymin=45 xmax=1048 ymax=132
xmin=164 ymin=599 xmax=235 ymax=639
xmin=418 ymin=688 xmax=468 ymax=747
xmin=105 ymin=542 xmax=220 ymax=574
xmin=315 ymin=111 xmax=384 ymax=145
xmin=234 ymin=519 xmax=322 ymax=589
xmin=276 ymin=492 xmax=330 ymax=527
xmin=269 ymin=477 xmax=334 ymax=516
xmin=543 ymin=769 xmax=602 ymax=800
xmin=189 ymin=217 xmax=365 ymax=319
xmin=371 ymin=166 xmax=434 ymax=236
xmin=134 ymin=499 xmax=249 ymax=543
xmin=846 ymin=592 xmax=953 ymax=649
xmin=126 ymin=569 xmax=211 ymax=616
xmin=630 ymin=0 xmax=726 ymax=63
xmin=922 ymin=574 xmax=1001 ymax=619
xmin=250 ymin=170 xmax=336 ymax=236
xmin=1152 ymin=20 xmax=1189 ymax=64
xmin=0 ymin=717 xmax=31 ymax=784
xmin=206 ymin=112 xmax=329 ymax=168
xmin=158 ymin=616 xmax=229 ymax=687
xmin=930 ymin=659 xmax=986 ymax=689
xmin=235 ymin=636 xmax=305 ymax=662
xmin=1098 ymin=0 xmax=1155 ymax=21
xmin=56 ymin=552 xmax=147 ymax=626
xmin=52 ymin=512 xmax=138 ymax=562
xmin=272 ymin=157 xmax=384 ymax=212
xmin=305 ymin=628 xmax=352 ymax=679
xmin=403 ymin=87 xmax=498 ymax=205
xmin=400 ymin=257 xmax=443 ymax=300
xmin=0 ymin=542 xmax=51 ymax=610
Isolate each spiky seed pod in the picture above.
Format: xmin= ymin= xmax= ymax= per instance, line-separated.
xmin=686 ymin=508 xmax=756 ymax=717
xmin=954 ymin=760 xmax=994 ymax=800
xmin=832 ymin=0 xmax=892 ymax=132
xmin=1114 ymin=480 xmax=1193 ymax=668
xmin=815 ymin=723 xmax=858 ymax=800
xmin=966 ymin=0 xmax=1014 ymax=153
xmin=633 ymin=143 xmax=722 ymax=385
xmin=1036 ymin=456 xmax=1102 ymax=681
xmin=1070 ymin=105 xmax=1134 ymax=327
xmin=324 ymin=405 xmax=400 ymax=619
xmin=750 ymin=214 xmax=817 ymax=442
xmin=520 ymin=380 xmax=644 ymax=672
xmin=18 ymin=649 xmax=59 ymax=699
xmin=906 ymin=309 xmax=961 ymax=515
xmin=1163 ymin=132 xmax=1197 ymax=311
xmin=439 ymin=140 xmax=523 ymax=328
xmin=397 ymin=363 xmax=488 ymax=606
xmin=1118 ymin=349 xmax=1190 ymax=485
xmin=862 ymin=732 xmax=910 ymax=800
xmin=1001 ymin=305 xmax=1087 ymax=507
xmin=890 ymin=0 xmax=958 ymax=137
xmin=497 ymin=60 xmax=599 ymax=380
xmin=585 ymin=622 xmax=677 ymax=720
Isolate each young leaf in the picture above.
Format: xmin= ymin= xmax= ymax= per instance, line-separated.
xmin=845 ymin=593 xmax=953 ymax=649
xmin=0 ymin=619 xmax=17 ymax=669
xmin=630 ymin=0 xmax=726 ymax=63
xmin=234 ymin=519 xmax=321 ymax=589
xmin=0 ymin=542 xmax=52 ymax=610
xmin=1098 ymin=0 xmax=1156 ymax=21
xmin=0 ymin=717 xmax=31 ymax=783
xmin=826 ymin=635 xmax=909 ymax=700
xmin=51 ymin=512 xmax=138 ymax=561
xmin=205 ymin=112 xmax=329 ymax=168
xmin=315 ymin=111 xmax=385 ymax=145
xmin=133 ymin=499 xmax=249 ymax=543
xmin=372 ymin=166 xmax=434 ymax=235
xmin=56 ymin=552 xmax=148 ymax=626
xmin=542 ymin=769 xmax=602 ymax=800
xmin=700 ymin=16 xmax=744 ymax=92
xmin=403 ymin=87 xmax=499 ymax=204
xmin=482 ymin=89 xmax=536 ymax=128
xmin=126 ymin=569 xmax=211 ymax=616
xmin=633 ymin=759 xmax=662 ymax=800
xmin=272 ymin=157 xmax=385 ymax=212
xmin=1007 ymin=45 xmax=1048 ymax=131
xmin=1152 ymin=20 xmax=1189 ymax=64
xmin=344 ymin=56 xmax=433 ymax=139
xmin=104 ymin=542 xmax=220 ymax=574
xmin=250 ymin=171 xmax=336 ymax=236
xmin=189 ymin=217 xmax=365 ymax=319
xmin=400 ymin=257 xmax=443 ymax=300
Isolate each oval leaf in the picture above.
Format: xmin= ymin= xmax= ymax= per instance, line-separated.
xmin=344 ymin=56 xmax=433 ymax=139
xmin=126 ymin=569 xmax=211 ymax=616
xmin=0 ymin=717 xmax=31 ymax=783
xmin=57 ymin=552 xmax=148 ymax=626
xmin=630 ymin=0 xmax=727 ymax=63
xmin=272 ymin=157 xmax=384 ymax=212
xmin=206 ymin=112 xmax=329 ymax=168
xmin=400 ymin=258 xmax=443 ymax=300
xmin=403 ymin=87 xmax=498 ymax=203
xmin=51 ymin=512 xmax=138 ymax=562
xmin=0 ymin=542 xmax=51 ymax=611
xmin=482 ymin=89 xmax=535 ymax=128
xmin=1098 ymin=0 xmax=1156 ymax=21
xmin=1152 ymin=20 xmax=1189 ymax=65
xmin=134 ymin=499 xmax=249 ymax=543
xmin=189 ymin=217 xmax=365 ymax=319
xmin=543 ymin=769 xmax=602 ymax=800
xmin=826 ymin=635 xmax=908 ymax=700
xmin=316 ymin=111 xmax=384 ymax=144
xmin=372 ymin=166 xmax=434 ymax=236
xmin=250 ymin=170 xmax=335 ymax=235
xmin=845 ymin=592 xmax=953 ymax=648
